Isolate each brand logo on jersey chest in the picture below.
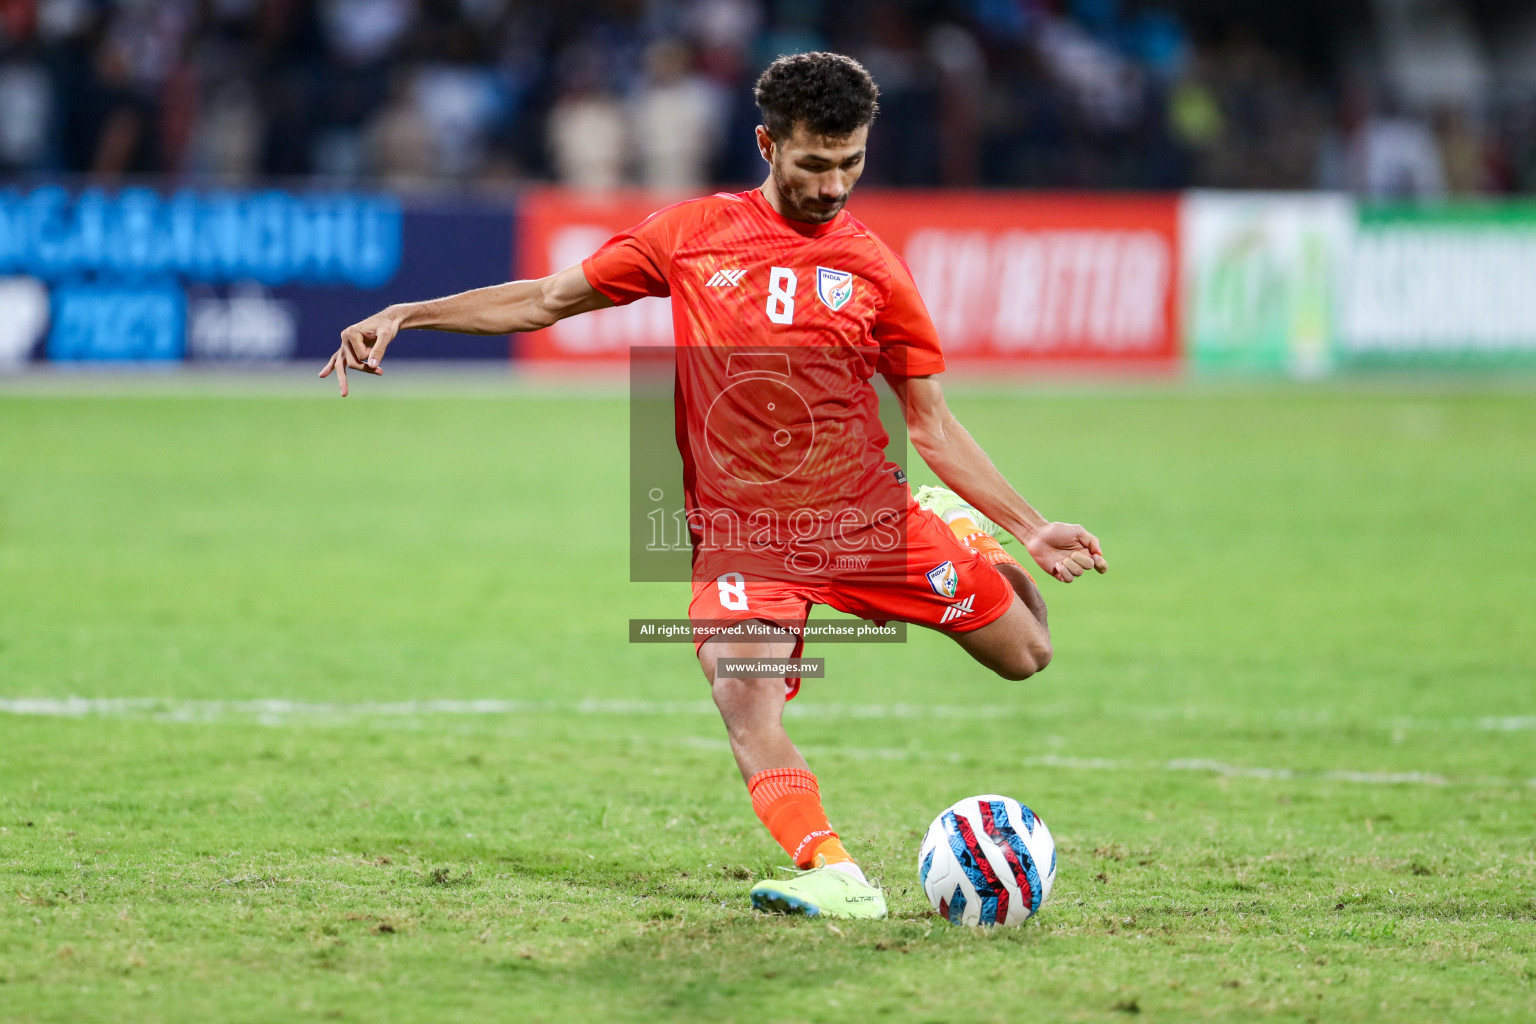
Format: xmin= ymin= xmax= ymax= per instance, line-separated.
xmin=816 ymin=267 xmax=854 ymax=311
xmin=707 ymin=268 xmax=747 ymax=287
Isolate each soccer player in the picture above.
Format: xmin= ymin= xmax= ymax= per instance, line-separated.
xmin=322 ymin=52 xmax=1107 ymax=920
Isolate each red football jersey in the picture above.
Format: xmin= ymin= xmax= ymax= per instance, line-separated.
xmin=582 ymin=188 xmax=947 ymax=583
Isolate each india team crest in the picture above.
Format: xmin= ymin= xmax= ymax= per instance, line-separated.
xmin=816 ymin=267 xmax=854 ymax=311
xmin=925 ymin=560 xmax=959 ymax=599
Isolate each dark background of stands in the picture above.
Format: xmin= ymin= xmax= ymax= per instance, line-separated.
xmin=2 ymin=0 xmax=1534 ymax=195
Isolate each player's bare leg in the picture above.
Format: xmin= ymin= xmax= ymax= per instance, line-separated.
xmin=995 ymin=561 xmax=1048 ymax=629
xmin=698 ymin=625 xmax=803 ymax=781
xmin=699 ymin=623 xmax=887 ymax=918
xmin=949 ymin=594 xmax=1052 ymax=681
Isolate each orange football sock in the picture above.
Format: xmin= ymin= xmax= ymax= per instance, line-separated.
xmin=747 ymin=768 xmax=854 ymax=868
xmin=947 ymin=515 xmax=1027 ymax=573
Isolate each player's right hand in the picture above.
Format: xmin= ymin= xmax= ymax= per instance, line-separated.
xmin=1024 ymin=522 xmax=1108 ymax=583
xmin=320 ymin=307 xmax=404 ymax=397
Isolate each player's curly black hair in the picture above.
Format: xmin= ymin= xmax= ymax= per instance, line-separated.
xmin=754 ymin=52 xmax=880 ymax=141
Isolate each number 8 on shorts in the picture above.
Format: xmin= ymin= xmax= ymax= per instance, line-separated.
xmin=717 ymin=572 xmax=750 ymax=611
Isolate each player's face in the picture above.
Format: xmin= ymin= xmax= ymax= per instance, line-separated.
xmin=759 ymin=123 xmax=869 ymax=224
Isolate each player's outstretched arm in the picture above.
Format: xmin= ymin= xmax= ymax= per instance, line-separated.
xmin=320 ymin=264 xmax=613 ymax=396
xmin=889 ymin=374 xmax=1107 ymax=584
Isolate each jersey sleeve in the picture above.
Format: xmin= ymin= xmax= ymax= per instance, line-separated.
xmin=872 ymin=246 xmax=946 ymax=376
xmin=580 ymin=203 xmax=692 ymax=305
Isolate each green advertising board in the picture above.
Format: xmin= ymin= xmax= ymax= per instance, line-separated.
xmin=1184 ymin=193 xmax=1351 ymax=375
xmin=1340 ymin=202 xmax=1536 ymax=365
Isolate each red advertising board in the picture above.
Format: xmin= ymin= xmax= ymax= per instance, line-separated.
xmin=517 ymin=188 xmax=1180 ymax=368
xmin=517 ymin=189 xmax=677 ymax=362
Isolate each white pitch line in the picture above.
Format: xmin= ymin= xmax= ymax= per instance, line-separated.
xmin=0 ymin=695 xmax=1105 ymax=722
xmin=3 ymin=696 xmax=1536 ymax=732
xmin=1475 ymin=716 xmax=1536 ymax=732
xmin=4 ymin=696 xmax=1529 ymax=789
xmin=1159 ymin=757 xmax=1450 ymax=787
xmin=1030 ymin=754 xmax=1480 ymax=787
xmin=0 ymin=696 xmax=572 ymax=721
xmin=677 ymin=741 xmax=1525 ymax=789
xmin=1040 ymin=755 xmax=1536 ymax=788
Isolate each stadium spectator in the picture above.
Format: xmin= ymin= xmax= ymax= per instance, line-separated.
xmin=1323 ymin=85 xmax=1447 ymax=199
xmin=366 ymin=68 xmax=436 ymax=185
xmin=70 ymin=34 xmax=159 ymax=177
xmin=547 ymin=45 xmax=627 ymax=190
xmin=1434 ymin=104 xmax=1493 ymax=195
xmin=412 ymin=21 xmax=505 ymax=179
xmin=857 ymin=4 xmax=939 ymax=186
xmin=927 ymin=23 xmax=986 ymax=185
xmin=633 ymin=38 xmax=722 ymax=190
xmin=184 ymin=74 xmax=263 ymax=181
xmin=320 ymin=0 xmax=414 ymax=67
xmin=0 ymin=41 xmax=52 ymax=172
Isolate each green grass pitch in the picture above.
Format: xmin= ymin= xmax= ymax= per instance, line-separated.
xmin=1 ymin=377 xmax=1533 ymax=1023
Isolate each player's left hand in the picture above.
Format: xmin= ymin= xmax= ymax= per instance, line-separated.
xmin=1024 ymin=522 xmax=1108 ymax=583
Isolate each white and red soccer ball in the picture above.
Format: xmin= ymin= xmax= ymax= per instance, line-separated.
xmin=918 ymin=794 xmax=1056 ymax=927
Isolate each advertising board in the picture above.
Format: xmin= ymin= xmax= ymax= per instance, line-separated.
xmin=1340 ymin=204 xmax=1536 ymax=363
xmin=1182 ymin=192 xmax=1351 ymax=375
xmin=516 ymin=189 xmax=1181 ymax=369
xmin=0 ymin=187 xmax=514 ymax=365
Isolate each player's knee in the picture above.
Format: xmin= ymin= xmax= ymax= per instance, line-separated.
xmin=708 ymin=671 xmax=750 ymax=712
xmin=708 ymin=672 xmax=779 ymax=720
xmin=997 ymin=639 xmax=1052 ymax=681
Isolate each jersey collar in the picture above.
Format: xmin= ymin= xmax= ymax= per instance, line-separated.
xmin=747 ymin=187 xmax=847 ymax=237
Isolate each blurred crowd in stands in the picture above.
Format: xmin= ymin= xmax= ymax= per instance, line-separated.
xmin=0 ymin=0 xmax=1528 ymax=195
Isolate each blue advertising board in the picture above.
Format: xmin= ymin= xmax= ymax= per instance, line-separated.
xmin=0 ymin=187 xmax=515 ymax=365
xmin=280 ymin=201 xmax=517 ymax=362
